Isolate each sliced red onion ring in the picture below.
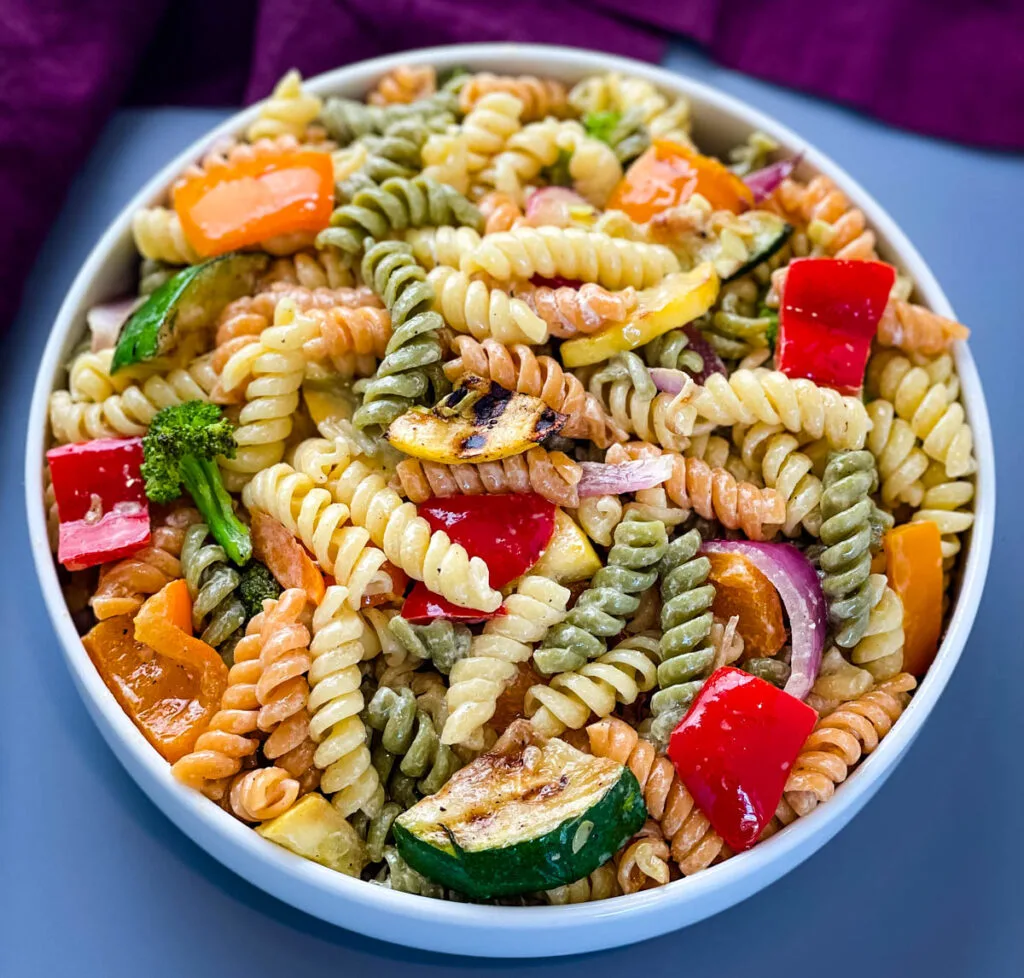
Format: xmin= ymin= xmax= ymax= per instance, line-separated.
xmin=650 ymin=367 xmax=691 ymax=395
xmin=702 ymin=540 xmax=826 ymax=700
xmin=577 ymin=456 xmax=674 ymax=497
xmin=524 ymin=186 xmax=591 ymax=227
xmin=743 ymin=154 xmax=803 ymax=203
xmin=88 ymin=296 xmax=140 ymax=352
xmin=683 ymin=325 xmax=727 ymax=382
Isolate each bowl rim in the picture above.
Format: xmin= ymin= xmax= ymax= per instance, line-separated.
xmin=24 ymin=42 xmax=995 ymax=957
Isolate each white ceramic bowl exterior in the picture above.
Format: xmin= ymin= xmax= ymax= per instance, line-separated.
xmin=25 ymin=44 xmax=994 ymax=958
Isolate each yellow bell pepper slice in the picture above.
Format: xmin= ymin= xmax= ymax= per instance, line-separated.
xmin=560 ymin=263 xmax=719 ymax=368
xmin=530 ymin=508 xmax=602 ymax=584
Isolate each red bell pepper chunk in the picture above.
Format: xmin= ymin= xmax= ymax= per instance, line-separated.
xmin=402 ymin=583 xmax=504 ymax=624
xmin=777 ymin=258 xmax=896 ymax=394
xmin=47 ymin=437 xmax=151 ymax=571
xmin=668 ymin=666 xmax=817 ymax=852
xmin=408 ymin=493 xmax=556 ymax=622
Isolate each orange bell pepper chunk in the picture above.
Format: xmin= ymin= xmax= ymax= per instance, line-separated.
xmin=607 ymin=140 xmax=754 ymax=222
xmin=885 ymin=522 xmax=943 ymax=676
xmin=83 ymin=615 xmax=213 ymax=762
xmin=173 ymin=148 xmax=334 ymax=258
xmin=135 ymin=580 xmax=229 ymax=713
xmin=250 ymin=510 xmax=326 ymax=605
xmin=706 ymin=550 xmax=786 ymax=657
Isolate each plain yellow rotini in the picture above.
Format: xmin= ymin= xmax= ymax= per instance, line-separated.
xmin=478 ymin=117 xmax=564 ymax=203
xmin=732 ymin=422 xmax=823 ymax=536
xmin=585 ymin=363 xmax=693 ymax=452
xmin=216 ymin=297 xmax=318 ymax=490
xmin=420 ymin=129 xmax=471 ymax=195
xmin=568 ymin=72 xmax=692 ymax=146
xmin=132 ymin=206 xmax=199 ymax=265
xmin=309 ymin=585 xmax=383 ymax=818
xmin=441 ymin=575 xmax=570 ymax=747
xmin=246 ymin=70 xmax=323 ymax=142
xmin=460 ymin=91 xmax=524 ymax=173
xmin=459 ymin=226 xmax=680 ymax=290
xmin=543 ymin=862 xmax=620 ymax=904
xmin=911 ymin=461 xmax=975 ymax=564
xmin=865 ymin=399 xmax=929 ymax=507
xmin=849 ymin=576 xmax=905 ymax=681
xmin=427 ymin=266 xmax=548 ymax=344
xmin=866 ymin=350 xmax=975 ymax=477
xmin=574 ymin=494 xmax=624 ymax=547
xmin=404 ymin=226 xmax=482 ymax=270
xmin=525 ymin=634 xmax=659 ymax=737
xmin=243 ymin=460 xmax=388 ymax=609
xmin=49 ymin=354 xmax=218 ymax=443
xmin=688 ymin=368 xmax=871 ymax=450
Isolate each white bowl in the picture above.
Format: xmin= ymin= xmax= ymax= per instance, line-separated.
xmin=25 ymin=43 xmax=995 ymax=958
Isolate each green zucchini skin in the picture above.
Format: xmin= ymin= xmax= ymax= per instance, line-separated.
xmin=723 ymin=218 xmax=792 ymax=282
xmin=394 ymin=766 xmax=647 ymax=899
xmin=112 ymin=251 xmax=269 ymax=372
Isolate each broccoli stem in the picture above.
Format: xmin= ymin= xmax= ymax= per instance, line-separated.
xmin=179 ymin=455 xmax=252 ymax=566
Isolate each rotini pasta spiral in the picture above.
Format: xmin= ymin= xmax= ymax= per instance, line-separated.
xmin=214 ymin=282 xmax=381 ymax=346
xmin=865 ymin=399 xmax=928 ymax=507
xmin=567 ymin=127 xmax=624 ymax=208
xmin=525 ymin=634 xmax=659 ymax=737
xmin=866 ymin=351 xmax=975 ymax=478
xmin=584 ymin=353 xmax=692 ymax=452
xmin=404 ymin=226 xmax=482 ymax=269
xmin=911 ymin=461 xmax=975 ymax=563
xmin=243 ymin=460 xmax=388 ymax=609
xmin=388 ymin=617 xmax=472 ymax=676
xmin=327 ymin=450 xmax=502 ymax=613
xmin=688 ymin=368 xmax=871 ymax=450
xmin=366 ymin=685 xmax=460 ymax=798
xmin=849 ymin=575 xmax=905 ymax=681
xmin=512 ymin=280 xmax=636 ymax=339
xmin=427 ymin=266 xmax=548 ymax=344
xmin=444 ymin=335 xmax=620 ymax=445
xmin=353 ymin=240 xmax=446 ymax=432
xmin=476 ymin=190 xmax=524 ymax=234
xmin=255 ymin=589 xmax=314 ymax=771
xmin=771 ymin=175 xmax=877 ymax=260
xmin=569 ymin=73 xmax=692 ymax=146
xmin=459 ymin=73 xmax=568 ymax=122
xmin=216 ymin=298 xmax=317 ymax=490
xmin=574 ymin=494 xmax=624 ymax=547
xmin=419 ymin=129 xmax=471 ymax=195
xmin=263 ymin=249 xmax=358 ymax=290
xmin=132 ymin=207 xmax=199 ymax=265
xmin=732 ymin=423 xmax=823 ymax=536
xmin=616 ymin=820 xmax=672 ymax=894
xmin=49 ymin=354 xmax=218 ymax=443
xmin=442 ymin=576 xmax=570 ymax=747
xmin=180 ymin=522 xmax=246 ymax=648
xmin=459 ymin=226 xmax=680 ymax=290
xmin=171 ymin=612 xmax=265 ymax=792
xmin=394 ymin=447 xmax=581 ymax=508
xmin=479 ymin=118 xmax=564 ymax=202
xmin=90 ymin=507 xmax=201 ymax=620
xmin=533 ymin=517 xmax=668 ymax=676
xmin=543 ymin=862 xmax=620 ymax=905
xmin=651 ymin=529 xmax=716 ymax=743
xmin=587 ymin=717 xmax=729 ymax=876
xmin=228 ymin=766 xmax=301 ymax=822
xmin=246 ymin=70 xmax=323 ymax=142
xmin=318 ymin=177 xmax=482 ymax=256
xmin=784 ymin=674 xmax=916 ymax=817
xmin=876 ymin=299 xmax=970 ymax=358
xmin=819 ymin=451 xmax=879 ymax=649
xmin=320 ymin=91 xmax=457 ymax=145
xmin=369 ymin=65 xmax=437 ymax=107
xmin=460 ymin=91 xmax=524 ymax=173
xmin=309 ymin=585 xmax=383 ymax=817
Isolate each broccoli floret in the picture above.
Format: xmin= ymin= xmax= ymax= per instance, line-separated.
xmin=238 ymin=560 xmax=282 ymax=619
xmin=583 ymin=110 xmax=622 ymax=147
xmin=141 ymin=401 xmax=251 ymax=565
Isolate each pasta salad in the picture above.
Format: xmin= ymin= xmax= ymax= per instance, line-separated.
xmin=43 ymin=63 xmax=975 ymax=903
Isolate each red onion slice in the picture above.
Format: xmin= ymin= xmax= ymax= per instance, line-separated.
xmin=743 ymin=154 xmax=803 ymax=203
xmin=577 ymin=456 xmax=674 ymax=497
xmin=682 ymin=325 xmax=727 ymax=382
xmin=88 ymin=296 xmax=140 ymax=352
xmin=649 ymin=367 xmax=690 ymax=395
xmin=702 ymin=540 xmax=826 ymax=700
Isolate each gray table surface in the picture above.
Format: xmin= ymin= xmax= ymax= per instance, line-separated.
xmin=2 ymin=44 xmax=1020 ymax=978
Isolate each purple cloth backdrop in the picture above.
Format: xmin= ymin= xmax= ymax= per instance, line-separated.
xmin=3 ymin=0 xmax=1023 ymax=331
